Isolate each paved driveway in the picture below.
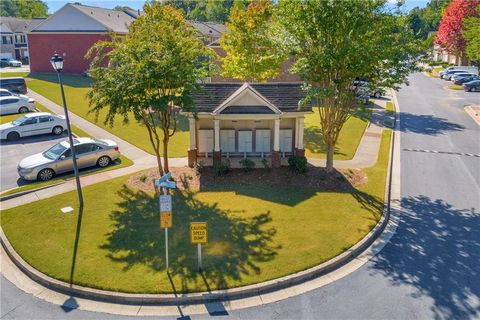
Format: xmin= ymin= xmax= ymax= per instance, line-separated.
xmin=0 ymin=133 xmax=68 ymax=191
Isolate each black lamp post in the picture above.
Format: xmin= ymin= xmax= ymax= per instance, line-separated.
xmin=50 ymin=53 xmax=83 ymax=208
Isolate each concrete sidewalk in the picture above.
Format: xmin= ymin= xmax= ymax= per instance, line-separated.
xmin=1 ymin=91 xmax=390 ymax=210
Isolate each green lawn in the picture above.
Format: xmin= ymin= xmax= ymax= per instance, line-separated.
xmin=304 ymin=107 xmax=370 ymax=160
xmin=447 ymin=84 xmax=464 ymax=90
xmin=0 ymin=72 xmax=29 ymax=78
xmin=0 ymin=129 xmax=391 ymax=294
xmin=0 ymin=155 xmax=133 ymax=197
xmin=26 ymin=73 xmax=189 ymax=157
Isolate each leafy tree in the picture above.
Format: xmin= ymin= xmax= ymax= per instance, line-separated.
xmin=406 ymin=0 xmax=451 ymax=39
xmin=0 ymin=0 xmax=48 ymax=18
xmin=463 ymin=7 xmax=480 ymax=62
xmin=114 ymin=5 xmax=134 ymax=11
xmin=220 ymin=0 xmax=286 ymax=82
xmin=279 ymin=0 xmax=420 ymax=172
xmin=87 ymin=3 xmax=215 ymax=175
xmin=434 ymin=0 xmax=480 ymax=62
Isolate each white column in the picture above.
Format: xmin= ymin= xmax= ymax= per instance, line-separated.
xmin=189 ymin=118 xmax=196 ymax=149
xmin=214 ymin=119 xmax=220 ymax=152
xmin=273 ymin=118 xmax=280 ymax=152
xmin=294 ymin=118 xmax=299 ymax=149
xmin=297 ymin=117 xmax=304 ymax=150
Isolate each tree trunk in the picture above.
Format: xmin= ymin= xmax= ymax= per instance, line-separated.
xmin=163 ymin=135 xmax=169 ymax=173
xmin=326 ymin=144 xmax=334 ymax=172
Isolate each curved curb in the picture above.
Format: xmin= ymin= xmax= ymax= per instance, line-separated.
xmin=0 ymin=104 xmax=395 ymax=306
xmin=0 ymin=182 xmax=64 ymax=202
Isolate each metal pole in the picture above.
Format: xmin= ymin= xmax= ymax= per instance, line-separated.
xmin=56 ymin=71 xmax=83 ymax=207
xmin=198 ymin=243 xmax=202 ymax=271
xmin=165 ymin=228 xmax=169 ymax=269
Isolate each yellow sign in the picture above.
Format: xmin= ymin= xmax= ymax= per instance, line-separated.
xmin=160 ymin=212 xmax=172 ymax=228
xmin=190 ymin=222 xmax=208 ymax=244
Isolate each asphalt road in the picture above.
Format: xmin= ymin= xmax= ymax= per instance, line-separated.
xmin=0 ymin=133 xmax=69 ymax=191
xmin=1 ymin=73 xmax=479 ymax=319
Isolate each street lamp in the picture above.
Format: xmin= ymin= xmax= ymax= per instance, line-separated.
xmin=50 ymin=53 xmax=83 ymax=208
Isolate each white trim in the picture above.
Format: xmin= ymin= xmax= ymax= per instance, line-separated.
xmin=213 ymin=114 xmax=280 ymax=121
xmin=273 ymin=119 xmax=280 ymax=152
xmin=214 ymin=119 xmax=220 ymax=152
xmin=212 ymin=83 xmax=281 ymax=115
xmin=189 ymin=118 xmax=196 ymax=149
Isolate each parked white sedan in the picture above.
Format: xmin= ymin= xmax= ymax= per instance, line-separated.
xmin=0 ymin=95 xmax=35 ymax=115
xmin=0 ymin=112 xmax=67 ymax=141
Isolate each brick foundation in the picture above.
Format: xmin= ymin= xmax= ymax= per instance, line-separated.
xmin=271 ymin=151 xmax=281 ymax=168
xmin=187 ymin=148 xmax=197 ymax=168
xmin=295 ymin=148 xmax=305 ymax=157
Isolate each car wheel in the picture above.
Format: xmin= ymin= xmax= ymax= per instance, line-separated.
xmin=97 ymin=156 xmax=111 ymax=168
xmin=52 ymin=126 xmax=64 ymax=135
xmin=18 ymin=106 xmax=29 ymax=113
xmin=6 ymin=131 xmax=20 ymax=141
xmin=37 ymin=168 xmax=55 ymax=181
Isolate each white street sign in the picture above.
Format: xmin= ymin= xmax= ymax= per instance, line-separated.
xmin=159 ymin=195 xmax=172 ymax=212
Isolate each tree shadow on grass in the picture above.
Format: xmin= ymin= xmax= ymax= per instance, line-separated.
xmin=100 ymin=185 xmax=280 ymax=293
xmin=370 ymin=196 xmax=480 ymax=319
xmin=28 ymin=72 xmax=92 ymax=88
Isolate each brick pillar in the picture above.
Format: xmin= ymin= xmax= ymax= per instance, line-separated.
xmin=271 ymin=151 xmax=281 ymax=168
xmin=295 ymin=148 xmax=305 ymax=157
xmin=213 ymin=151 xmax=222 ymax=167
xmin=187 ymin=148 xmax=197 ymax=168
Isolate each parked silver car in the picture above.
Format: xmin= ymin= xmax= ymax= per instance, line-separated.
xmin=0 ymin=112 xmax=67 ymax=141
xmin=17 ymin=137 xmax=120 ymax=181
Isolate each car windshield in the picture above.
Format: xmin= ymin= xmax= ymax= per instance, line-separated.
xmin=11 ymin=116 xmax=27 ymax=126
xmin=43 ymin=143 xmax=67 ymax=160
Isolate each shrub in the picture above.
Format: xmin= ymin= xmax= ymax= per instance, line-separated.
xmin=215 ymin=160 xmax=230 ymax=176
xmin=261 ymin=158 xmax=270 ymax=170
xmin=288 ymin=156 xmax=308 ymax=173
xmin=240 ymin=158 xmax=256 ymax=171
xmin=195 ymin=160 xmax=205 ymax=174
xmin=139 ymin=174 xmax=147 ymax=182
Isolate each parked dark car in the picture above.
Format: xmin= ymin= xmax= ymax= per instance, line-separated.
xmin=0 ymin=77 xmax=27 ymax=94
xmin=453 ymin=75 xmax=480 ymax=85
xmin=463 ymin=80 xmax=480 ymax=92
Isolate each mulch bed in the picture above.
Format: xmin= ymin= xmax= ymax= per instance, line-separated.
xmin=127 ymin=165 xmax=367 ymax=193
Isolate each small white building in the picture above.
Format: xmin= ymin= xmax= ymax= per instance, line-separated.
xmin=186 ymin=82 xmax=312 ymax=167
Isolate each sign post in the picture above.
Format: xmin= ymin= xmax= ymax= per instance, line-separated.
xmin=190 ymin=222 xmax=208 ymax=271
xmin=157 ymin=172 xmax=175 ymax=272
xmin=159 ymin=195 xmax=172 ymax=269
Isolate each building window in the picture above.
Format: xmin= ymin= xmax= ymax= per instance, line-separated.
xmin=1 ymin=36 xmax=6 ymax=44
xmin=9 ymin=36 xmax=13 ymax=44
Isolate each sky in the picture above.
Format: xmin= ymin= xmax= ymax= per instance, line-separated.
xmin=44 ymin=0 xmax=430 ymax=14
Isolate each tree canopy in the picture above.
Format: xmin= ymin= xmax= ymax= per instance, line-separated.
xmin=87 ymin=3 xmax=215 ymax=175
xmin=434 ymin=0 xmax=480 ymax=56
xmin=406 ymin=0 xmax=451 ymax=40
xmin=220 ymin=0 xmax=286 ymax=82
xmin=158 ymin=0 xmax=250 ymax=23
xmin=463 ymin=6 xmax=480 ymax=62
xmin=278 ymin=0 xmax=420 ymax=171
xmin=0 ymin=0 xmax=48 ymax=18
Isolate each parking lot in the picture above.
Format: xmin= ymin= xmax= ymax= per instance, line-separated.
xmin=0 ymin=132 xmax=68 ymax=191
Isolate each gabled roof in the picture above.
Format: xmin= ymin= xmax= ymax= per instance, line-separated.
xmin=71 ymin=4 xmax=134 ymax=33
xmin=30 ymin=3 xmax=135 ymax=34
xmin=191 ymin=83 xmax=312 ymax=113
xmin=0 ymin=17 xmax=46 ymax=33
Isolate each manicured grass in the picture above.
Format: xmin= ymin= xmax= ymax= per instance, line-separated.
xmin=0 ymin=72 xmax=29 ymax=78
xmin=26 ymin=73 xmax=189 ymax=157
xmin=0 ymin=129 xmax=392 ymax=294
xmin=304 ymin=106 xmax=370 ymax=160
xmin=0 ymin=155 xmax=133 ymax=197
xmin=0 ymin=113 xmax=21 ymax=125
xmin=447 ymin=84 xmax=464 ymax=90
